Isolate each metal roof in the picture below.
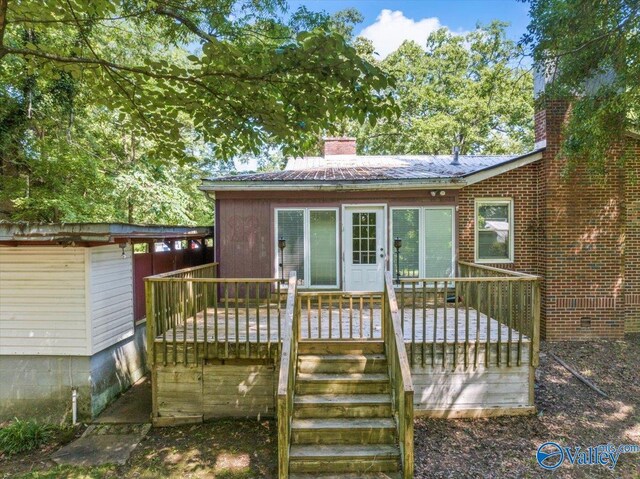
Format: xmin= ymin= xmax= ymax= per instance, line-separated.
xmin=201 ymin=151 xmax=543 ymax=191
xmin=0 ymin=222 xmax=213 ymax=244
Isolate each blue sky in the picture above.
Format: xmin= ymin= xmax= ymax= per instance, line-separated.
xmin=288 ymin=1 xmax=531 ymax=57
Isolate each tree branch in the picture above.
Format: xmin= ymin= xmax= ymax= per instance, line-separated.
xmin=154 ymin=6 xmax=219 ymax=43
xmin=0 ymin=0 xmax=8 ymax=60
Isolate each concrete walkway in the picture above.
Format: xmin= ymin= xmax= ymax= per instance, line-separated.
xmin=93 ymin=376 xmax=151 ymax=424
xmin=52 ymin=376 xmax=152 ymax=466
xmin=52 ymin=424 xmax=151 ymax=466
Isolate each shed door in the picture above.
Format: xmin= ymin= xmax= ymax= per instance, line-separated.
xmin=344 ymin=207 xmax=385 ymax=291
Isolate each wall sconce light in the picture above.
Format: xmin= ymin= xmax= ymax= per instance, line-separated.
xmin=430 ymin=191 xmax=436 ymax=197
xmin=278 ymin=237 xmax=286 ymax=283
xmin=439 ymin=190 xmax=446 ymax=196
xmin=394 ymin=237 xmax=402 ymax=285
xmin=119 ymin=242 xmax=128 ymax=259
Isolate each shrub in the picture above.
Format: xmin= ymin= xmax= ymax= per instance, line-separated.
xmin=0 ymin=418 xmax=56 ymax=455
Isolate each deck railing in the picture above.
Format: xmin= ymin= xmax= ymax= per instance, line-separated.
xmin=277 ymin=273 xmax=299 ymax=479
xmin=297 ymin=291 xmax=384 ymax=340
xmin=399 ymin=261 xmax=540 ymax=368
xmin=145 ymin=262 xmax=286 ymax=366
xmin=383 ymin=272 xmax=414 ymax=478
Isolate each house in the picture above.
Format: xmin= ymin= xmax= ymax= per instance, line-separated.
xmin=0 ymin=223 xmax=213 ymax=421
xmin=119 ymin=76 xmax=640 ymax=477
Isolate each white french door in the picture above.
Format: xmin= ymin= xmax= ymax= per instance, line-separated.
xmin=343 ymin=206 xmax=386 ymax=291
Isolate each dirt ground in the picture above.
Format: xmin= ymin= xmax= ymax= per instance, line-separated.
xmin=1 ymin=336 xmax=638 ymax=479
xmin=414 ymin=335 xmax=640 ymax=478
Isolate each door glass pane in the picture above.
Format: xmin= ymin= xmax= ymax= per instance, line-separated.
xmin=352 ymin=212 xmax=377 ymax=265
xmin=425 ymin=208 xmax=454 ymax=277
xmin=392 ymin=209 xmax=420 ymax=278
xmin=277 ymin=210 xmax=304 ymax=282
xmin=310 ymin=210 xmax=337 ymax=286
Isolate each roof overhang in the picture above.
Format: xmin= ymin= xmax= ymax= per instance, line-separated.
xmin=199 ymin=150 xmax=544 ymax=193
xmin=463 ymin=150 xmax=543 ymax=185
xmin=0 ymin=222 xmax=213 ymax=244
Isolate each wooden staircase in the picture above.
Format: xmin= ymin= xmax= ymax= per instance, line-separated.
xmin=287 ymin=341 xmax=402 ymax=478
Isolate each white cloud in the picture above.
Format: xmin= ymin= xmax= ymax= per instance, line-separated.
xmin=359 ymin=9 xmax=446 ymax=59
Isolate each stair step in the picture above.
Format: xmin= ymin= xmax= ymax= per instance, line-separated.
xmin=294 ymin=394 xmax=392 ymax=418
xmin=289 ymin=444 xmax=400 ymax=474
xmin=292 ymin=418 xmax=396 ymax=444
xmin=298 ymin=340 xmax=384 ymax=355
xmin=298 ymin=354 xmax=387 ymax=374
xmin=296 ymin=373 xmax=390 ymax=394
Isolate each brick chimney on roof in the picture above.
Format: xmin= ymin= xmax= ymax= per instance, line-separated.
xmin=322 ymin=137 xmax=357 ymax=157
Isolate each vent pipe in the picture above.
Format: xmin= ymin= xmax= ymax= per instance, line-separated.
xmin=451 ymin=145 xmax=460 ymax=166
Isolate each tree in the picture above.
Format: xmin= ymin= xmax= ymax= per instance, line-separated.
xmin=353 ymin=22 xmax=534 ymax=155
xmin=0 ymin=1 xmax=394 ymax=158
xmin=522 ymin=0 xmax=640 ymax=172
xmin=0 ymin=1 xmax=395 ymax=223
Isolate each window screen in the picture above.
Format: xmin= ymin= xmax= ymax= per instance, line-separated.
xmin=392 ymin=209 xmax=420 ymax=278
xmin=277 ymin=210 xmax=305 ymax=281
xmin=310 ymin=210 xmax=337 ymax=286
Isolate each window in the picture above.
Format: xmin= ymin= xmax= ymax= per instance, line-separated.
xmin=310 ymin=210 xmax=337 ymax=285
xmin=425 ymin=208 xmax=454 ymax=277
xmin=276 ymin=208 xmax=338 ymax=287
xmin=391 ymin=209 xmax=420 ymax=278
xmin=475 ymin=199 xmax=513 ymax=263
xmin=277 ymin=210 xmax=305 ymax=281
xmin=391 ymin=207 xmax=455 ymax=278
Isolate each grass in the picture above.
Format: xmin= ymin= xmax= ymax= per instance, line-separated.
xmin=0 ymin=419 xmax=60 ymax=456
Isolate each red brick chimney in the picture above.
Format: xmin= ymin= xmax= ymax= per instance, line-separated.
xmin=322 ymin=137 xmax=357 ymax=156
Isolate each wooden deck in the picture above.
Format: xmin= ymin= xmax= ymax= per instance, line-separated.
xmin=153 ymin=304 xmax=529 ymax=344
xmin=146 ymin=263 xmax=540 ymax=433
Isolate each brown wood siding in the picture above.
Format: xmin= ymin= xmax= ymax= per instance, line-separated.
xmin=217 ymin=198 xmax=272 ymax=279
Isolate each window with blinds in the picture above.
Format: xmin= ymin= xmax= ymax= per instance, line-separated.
xmin=276 ymin=208 xmax=338 ymax=287
xmin=277 ymin=210 xmax=305 ymax=282
xmin=391 ymin=207 xmax=455 ymax=279
xmin=310 ymin=210 xmax=337 ymax=286
xmin=425 ymin=208 xmax=454 ymax=277
xmin=391 ymin=209 xmax=420 ymax=278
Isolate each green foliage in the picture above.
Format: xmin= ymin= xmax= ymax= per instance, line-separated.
xmin=354 ymin=22 xmax=534 ymax=155
xmin=0 ymin=418 xmax=56 ymax=455
xmin=0 ymin=1 xmax=395 ymax=223
xmin=523 ymin=0 xmax=640 ymax=172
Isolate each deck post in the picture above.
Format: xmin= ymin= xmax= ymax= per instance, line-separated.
xmin=531 ymin=280 xmax=541 ymax=368
xmin=145 ymin=278 xmax=157 ymax=418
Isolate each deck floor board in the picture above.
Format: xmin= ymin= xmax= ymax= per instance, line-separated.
xmin=154 ymin=305 xmax=529 ymax=344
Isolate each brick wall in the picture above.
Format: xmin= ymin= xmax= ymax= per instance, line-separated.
xmin=539 ymin=100 xmax=629 ymax=340
xmin=458 ymin=162 xmax=541 ymax=276
xmin=624 ymin=140 xmax=640 ymax=333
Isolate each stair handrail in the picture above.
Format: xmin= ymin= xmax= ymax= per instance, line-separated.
xmin=384 ymin=271 xmax=415 ymax=478
xmin=277 ymin=272 xmax=299 ymax=479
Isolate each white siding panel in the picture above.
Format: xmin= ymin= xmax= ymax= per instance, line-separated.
xmin=0 ymin=247 xmax=89 ymax=355
xmin=89 ymin=245 xmax=134 ymax=353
